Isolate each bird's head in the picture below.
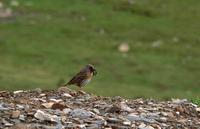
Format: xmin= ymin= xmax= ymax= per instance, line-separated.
xmin=86 ymin=64 xmax=97 ymax=76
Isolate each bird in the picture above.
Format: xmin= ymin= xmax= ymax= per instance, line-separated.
xmin=64 ymin=64 xmax=97 ymax=90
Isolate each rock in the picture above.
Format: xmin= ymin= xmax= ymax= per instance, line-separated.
xmin=42 ymin=102 xmax=54 ymax=109
xmin=120 ymin=101 xmax=133 ymax=112
xmin=34 ymin=110 xmax=59 ymax=122
xmin=160 ymin=112 xmax=168 ymax=117
xmin=118 ymin=42 xmax=130 ymax=53
xmin=151 ymin=124 xmax=161 ymax=129
xmin=140 ymin=125 xmax=155 ymax=129
xmin=62 ymin=93 xmax=72 ymax=98
xmin=123 ymin=121 xmax=131 ymax=125
xmin=33 ymin=88 xmax=42 ymax=93
xmin=126 ymin=114 xmax=156 ymax=123
xmin=106 ymin=105 xmax=121 ymax=113
xmin=0 ymin=103 xmax=9 ymax=110
xmin=107 ymin=118 xmax=122 ymax=123
xmin=19 ymin=115 xmax=25 ymax=121
xmin=138 ymin=123 xmax=146 ymax=128
xmin=2 ymin=119 xmax=13 ymax=127
xmin=39 ymin=93 xmax=46 ymax=97
xmin=13 ymin=90 xmax=23 ymax=94
xmin=92 ymin=108 xmax=100 ymax=114
xmin=63 ymin=108 xmax=72 ymax=114
xmin=8 ymin=124 xmax=30 ymax=129
xmin=175 ymin=105 xmax=185 ymax=113
xmin=16 ymin=104 xmax=24 ymax=109
xmin=196 ymin=107 xmax=200 ymax=112
xmin=52 ymin=103 xmax=67 ymax=110
xmin=57 ymin=86 xmax=72 ymax=93
xmin=49 ymin=98 xmax=63 ymax=103
xmin=69 ymin=109 xmax=94 ymax=119
xmin=172 ymin=99 xmax=187 ymax=104
xmin=78 ymin=124 xmax=86 ymax=128
xmin=11 ymin=110 xmax=21 ymax=118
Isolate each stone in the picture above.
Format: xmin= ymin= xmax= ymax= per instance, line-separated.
xmin=0 ymin=103 xmax=9 ymax=110
xmin=69 ymin=109 xmax=94 ymax=119
xmin=33 ymin=88 xmax=42 ymax=93
xmin=19 ymin=115 xmax=25 ymax=121
xmin=172 ymin=99 xmax=187 ymax=104
xmin=118 ymin=43 xmax=130 ymax=53
xmin=62 ymin=93 xmax=72 ymax=98
xmin=2 ymin=119 xmax=13 ymax=127
xmin=196 ymin=107 xmax=200 ymax=112
xmin=52 ymin=103 xmax=67 ymax=110
xmin=107 ymin=118 xmax=121 ymax=123
xmin=123 ymin=121 xmax=131 ymax=125
xmin=49 ymin=98 xmax=63 ymax=103
xmin=138 ymin=123 xmax=146 ymax=128
xmin=13 ymin=90 xmax=23 ymax=94
xmin=120 ymin=101 xmax=133 ymax=112
xmin=126 ymin=114 xmax=156 ymax=123
xmin=140 ymin=125 xmax=155 ymax=129
xmin=34 ymin=110 xmax=59 ymax=122
xmin=42 ymin=102 xmax=54 ymax=109
xmin=16 ymin=104 xmax=24 ymax=109
xmin=11 ymin=110 xmax=21 ymax=118
xmin=63 ymin=108 xmax=72 ymax=114
xmin=57 ymin=86 xmax=72 ymax=93
xmin=92 ymin=108 xmax=100 ymax=114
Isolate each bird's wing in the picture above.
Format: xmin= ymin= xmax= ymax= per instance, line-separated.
xmin=65 ymin=71 xmax=87 ymax=86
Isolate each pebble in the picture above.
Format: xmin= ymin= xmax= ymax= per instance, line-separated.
xmin=126 ymin=114 xmax=156 ymax=123
xmin=34 ymin=110 xmax=59 ymax=122
xmin=11 ymin=110 xmax=21 ymax=118
xmin=138 ymin=123 xmax=146 ymax=128
xmin=13 ymin=90 xmax=23 ymax=94
xmin=123 ymin=121 xmax=131 ymax=125
xmin=196 ymin=107 xmax=200 ymax=112
xmin=62 ymin=93 xmax=72 ymax=98
xmin=120 ymin=101 xmax=133 ymax=112
xmin=118 ymin=42 xmax=130 ymax=53
xmin=69 ymin=109 xmax=94 ymax=119
xmin=141 ymin=125 xmax=155 ymax=129
xmin=42 ymin=102 xmax=54 ymax=109
xmin=107 ymin=118 xmax=121 ymax=123
xmin=49 ymin=98 xmax=63 ymax=103
xmin=63 ymin=108 xmax=72 ymax=114
xmin=92 ymin=108 xmax=100 ymax=114
xmin=2 ymin=119 xmax=13 ymax=127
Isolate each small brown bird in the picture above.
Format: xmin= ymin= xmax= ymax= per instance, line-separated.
xmin=65 ymin=64 xmax=97 ymax=90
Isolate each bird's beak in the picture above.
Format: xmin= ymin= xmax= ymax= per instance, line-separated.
xmin=93 ymin=69 xmax=97 ymax=76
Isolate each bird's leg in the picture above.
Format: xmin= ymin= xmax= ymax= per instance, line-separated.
xmin=79 ymin=86 xmax=82 ymax=91
xmin=78 ymin=87 xmax=86 ymax=95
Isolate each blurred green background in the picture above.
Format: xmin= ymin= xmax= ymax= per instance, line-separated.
xmin=0 ymin=0 xmax=199 ymax=99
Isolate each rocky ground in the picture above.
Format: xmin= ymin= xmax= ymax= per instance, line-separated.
xmin=0 ymin=88 xmax=200 ymax=129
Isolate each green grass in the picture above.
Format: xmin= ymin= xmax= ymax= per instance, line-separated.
xmin=0 ymin=0 xmax=200 ymax=99
xmin=191 ymin=98 xmax=200 ymax=106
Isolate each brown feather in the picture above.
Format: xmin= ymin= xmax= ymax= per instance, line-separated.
xmin=65 ymin=70 xmax=88 ymax=86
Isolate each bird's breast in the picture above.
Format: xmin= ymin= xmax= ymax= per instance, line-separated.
xmin=81 ymin=78 xmax=91 ymax=86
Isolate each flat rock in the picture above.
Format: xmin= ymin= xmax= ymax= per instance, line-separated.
xmin=69 ymin=109 xmax=94 ymax=119
xmin=11 ymin=110 xmax=21 ymax=119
